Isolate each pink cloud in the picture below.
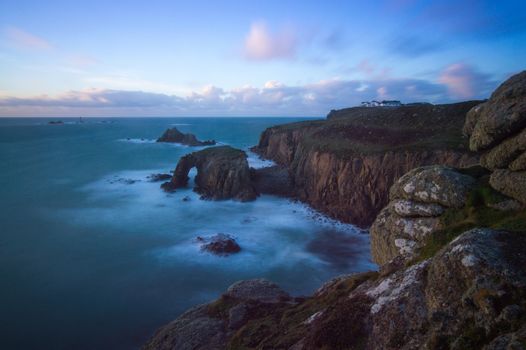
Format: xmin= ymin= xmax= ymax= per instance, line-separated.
xmin=244 ymin=21 xmax=298 ymax=61
xmin=5 ymin=26 xmax=52 ymax=50
xmin=439 ymin=63 xmax=479 ymax=98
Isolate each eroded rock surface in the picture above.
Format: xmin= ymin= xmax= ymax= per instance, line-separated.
xmin=143 ymin=279 xmax=291 ymax=350
xmin=162 ymin=146 xmax=257 ymax=201
xmin=371 ymin=166 xmax=475 ymax=264
xmin=468 ymin=71 xmax=526 ymax=151
xmin=144 ymin=229 xmax=526 ymax=350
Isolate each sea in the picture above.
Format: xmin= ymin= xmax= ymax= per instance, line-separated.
xmin=0 ymin=117 xmax=375 ymax=349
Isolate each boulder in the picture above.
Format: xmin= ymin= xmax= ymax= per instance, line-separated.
xmin=371 ymin=165 xmax=476 ymax=264
xmin=163 ymin=146 xmax=258 ymax=201
xmin=463 ymin=102 xmax=486 ymax=137
xmin=143 ymin=279 xmax=291 ymax=350
xmin=480 ymin=128 xmax=526 ymax=170
xmin=390 ymin=199 xmax=445 ymax=217
xmin=390 ymin=165 xmax=476 ymax=208
xmin=225 ymin=279 xmax=290 ymax=303
xmin=490 ymin=169 xmax=526 ymax=204
xmin=370 ymin=205 xmax=442 ymax=265
xmin=142 ymin=304 xmax=227 ymax=350
xmin=197 ymin=234 xmax=241 ymax=256
xmin=469 ymin=71 xmax=526 ymax=151
xmin=156 ymin=127 xmax=216 ymax=146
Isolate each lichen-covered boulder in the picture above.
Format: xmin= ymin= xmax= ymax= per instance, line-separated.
xmin=390 ymin=199 xmax=445 ymax=217
xmin=463 ymin=102 xmax=486 ymax=137
xmin=490 ymin=169 xmax=526 ymax=204
xmin=371 ymin=205 xmax=442 ymax=265
xmin=390 ymin=165 xmax=475 ymax=208
xmin=480 ymin=128 xmax=526 ymax=170
xmin=372 ymin=166 xmax=476 ymax=264
xmin=468 ymin=71 xmax=526 ymax=151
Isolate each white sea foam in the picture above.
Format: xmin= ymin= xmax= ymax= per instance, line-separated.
xmin=68 ymin=167 xmax=375 ymax=276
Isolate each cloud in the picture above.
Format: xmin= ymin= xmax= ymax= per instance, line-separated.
xmin=439 ymin=63 xmax=493 ymax=99
xmin=5 ymin=26 xmax=53 ymax=50
xmin=244 ymin=21 xmax=298 ymax=61
xmin=0 ymin=72 xmax=499 ymax=117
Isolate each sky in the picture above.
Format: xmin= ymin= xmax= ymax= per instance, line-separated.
xmin=0 ymin=0 xmax=524 ymax=117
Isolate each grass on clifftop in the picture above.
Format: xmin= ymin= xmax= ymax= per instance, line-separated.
xmin=415 ymin=167 xmax=526 ymax=262
xmin=270 ymin=101 xmax=483 ymax=158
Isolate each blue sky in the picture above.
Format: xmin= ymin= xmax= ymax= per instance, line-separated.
xmin=0 ymin=0 xmax=524 ymax=116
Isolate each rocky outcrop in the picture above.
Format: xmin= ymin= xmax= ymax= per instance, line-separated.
xmin=370 ymin=166 xmax=476 ymax=265
xmin=156 ymin=127 xmax=216 ymax=146
xmin=465 ymin=71 xmax=526 ymax=205
xmin=468 ymin=71 xmax=526 ymax=151
xmin=145 ymin=229 xmax=526 ymax=350
xmin=252 ymin=101 xmax=480 ymax=227
xmin=143 ymin=279 xmax=291 ymax=350
xmin=162 ymin=146 xmax=257 ymax=201
xmin=196 ymin=234 xmax=241 ymax=256
xmin=490 ymin=170 xmax=526 ymax=204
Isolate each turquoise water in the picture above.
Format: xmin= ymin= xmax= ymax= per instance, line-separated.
xmin=0 ymin=117 xmax=375 ymax=349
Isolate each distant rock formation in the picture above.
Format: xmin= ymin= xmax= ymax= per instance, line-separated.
xmin=162 ymin=146 xmax=257 ymax=202
xmin=48 ymin=120 xmax=63 ymax=125
xmin=156 ymin=127 xmax=216 ymax=146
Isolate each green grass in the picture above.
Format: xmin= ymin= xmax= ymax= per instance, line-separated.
xmin=414 ymin=175 xmax=526 ymax=262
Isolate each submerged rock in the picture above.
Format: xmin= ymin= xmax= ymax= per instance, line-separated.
xmin=164 ymin=146 xmax=257 ymax=201
xmin=147 ymin=173 xmax=172 ymax=182
xmin=197 ymin=233 xmax=241 ymax=256
xmin=156 ymin=127 xmax=216 ymax=146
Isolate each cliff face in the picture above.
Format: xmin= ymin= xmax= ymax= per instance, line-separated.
xmin=253 ymin=102 xmax=481 ymax=227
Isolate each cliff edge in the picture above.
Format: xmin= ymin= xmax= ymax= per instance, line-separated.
xmin=252 ymin=101 xmax=481 ymax=228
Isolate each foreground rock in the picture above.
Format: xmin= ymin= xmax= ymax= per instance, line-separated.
xmin=144 ymin=229 xmax=526 ymax=350
xmin=465 ymin=71 xmax=526 ymax=205
xmin=197 ymin=234 xmax=241 ymax=256
xmin=162 ymin=146 xmax=257 ymax=201
xmin=143 ymin=279 xmax=291 ymax=350
xmin=468 ymin=71 xmax=526 ymax=152
xmin=370 ymin=165 xmax=476 ymax=264
xmin=156 ymin=127 xmax=216 ymax=146
xmin=252 ymin=101 xmax=480 ymax=227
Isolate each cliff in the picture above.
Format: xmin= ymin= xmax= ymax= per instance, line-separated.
xmin=252 ymin=101 xmax=481 ymax=227
xmin=144 ymin=73 xmax=526 ymax=350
